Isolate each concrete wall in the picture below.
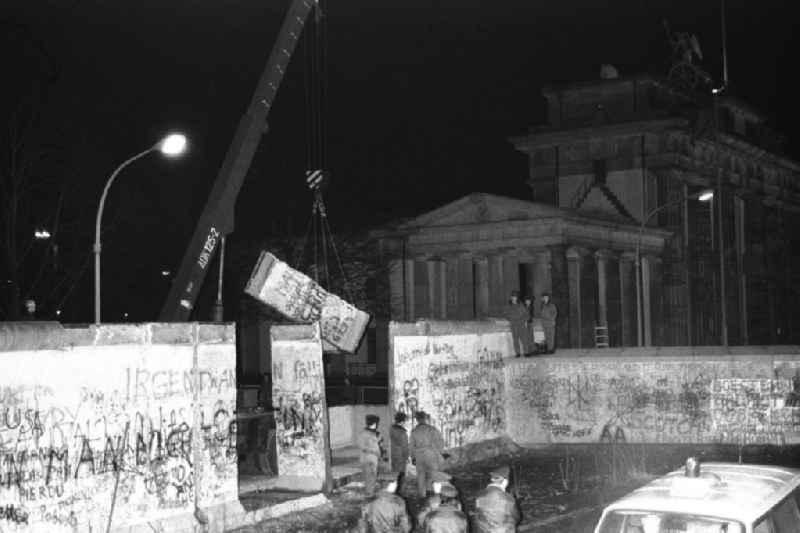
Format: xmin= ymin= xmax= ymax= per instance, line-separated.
xmin=389 ymin=320 xmax=512 ymax=450
xmin=270 ymin=324 xmax=330 ymax=492
xmin=387 ymin=321 xmax=800 ymax=449
xmin=0 ymin=322 xmax=237 ymax=532
xmin=505 ymin=347 xmax=800 ymax=446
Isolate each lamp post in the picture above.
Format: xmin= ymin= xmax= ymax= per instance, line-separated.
xmin=94 ymin=133 xmax=187 ymax=325
xmin=635 ymin=189 xmax=713 ymax=346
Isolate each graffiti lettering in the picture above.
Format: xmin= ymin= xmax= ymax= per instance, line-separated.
xmin=0 ymin=503 xmax=29 ymax=524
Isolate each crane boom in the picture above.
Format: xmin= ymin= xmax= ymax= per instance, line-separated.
xmin=160 ymin=0 xmax=317 ymax=321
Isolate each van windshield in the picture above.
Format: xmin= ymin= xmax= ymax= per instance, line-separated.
xmin=597 ymin=510 xmax=745 ymax=533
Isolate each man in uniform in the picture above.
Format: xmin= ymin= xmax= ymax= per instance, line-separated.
xmin=390 ymin=412 xmax=410 ymax=490
xmin=473 ymin=465 xmax=520 ymax=533
xmin=359 ymin=472 xmax=412 ymax=533
xmin=359 ymin=414 xmax=384 ymax=496
xmin=421 ymin=483 xmax=468 ymax=533
xmin=504 ymin=290 xmax=530 ymax=357
xmin=539 ymin=293 xmax=558 ymax=354
xmin=409 ymin=411 xmax=445 ymax=497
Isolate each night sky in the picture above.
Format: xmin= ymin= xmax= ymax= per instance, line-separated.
xmin=4 ymin=0 xmax=797 ymax=322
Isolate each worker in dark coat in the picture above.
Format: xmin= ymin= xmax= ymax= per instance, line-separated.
xmin=360 ymin=414 xmax=384 ymax=496
xmin=409 ymin=411 xmax=445 ymax=497
xmin=539 ymin=293 xmax=558 ymax=354
xmin=505 ymin=290 xmax=530 ymax=357
xmin=473 ymin=465 xmax=520 ymax=533
xmin=422 ymin=483 xmax=468 ymax=533
xmin=359 ymin=472 xmax=412 ymax=533
xmin=390 ymin=411 xmax=410 ymax=485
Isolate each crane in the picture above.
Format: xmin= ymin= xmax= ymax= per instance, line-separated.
xmin=160 ymin=0 xmax=319 ymax=321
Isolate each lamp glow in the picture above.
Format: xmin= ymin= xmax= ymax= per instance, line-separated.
xmin=158 ymin=133 xmax=187 ymax=157
xmin=697 ymin=190 xmax=714 ymax=202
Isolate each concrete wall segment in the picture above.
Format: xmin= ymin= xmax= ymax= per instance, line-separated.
xmin=0 ymin=322 xmax=238 ymax=532
xmin=389 ymin=320 xmax=513 ymax=451
xmin=387 ymin=324 xmax=800 ymax=452
xmin=270 ymin=323 xmax=329 ymax=492
xmin=504 ymin=350 xmax=800 ymax=446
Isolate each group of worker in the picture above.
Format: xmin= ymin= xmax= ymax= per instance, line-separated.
xmin=358 ymin=411 xmax=521 ymax=532
xmin=505 ymin=290 xmax=557 ymax=357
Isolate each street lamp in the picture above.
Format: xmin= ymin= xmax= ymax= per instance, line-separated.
xmin=635 ymin=188 xmax=713 ymax=346
xmin=94 ymin=133 xmax=187 ymax=324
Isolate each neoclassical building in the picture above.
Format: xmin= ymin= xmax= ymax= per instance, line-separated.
xmin=375 ymin=73 xmax=800 ymax=348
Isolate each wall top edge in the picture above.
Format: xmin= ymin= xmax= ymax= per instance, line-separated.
xmin=0 ymin=322 xmax=235 ymax=352
xmin=270 ymin=323 xmax=320 ymax=342
xmin=502 ymin=346 xmax=800 ymax=361
xmin=389 ymin=319 xmax=511 ymax=337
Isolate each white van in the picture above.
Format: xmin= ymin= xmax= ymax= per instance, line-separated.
xmin=594 ymin=460 xmax=800 ymax=533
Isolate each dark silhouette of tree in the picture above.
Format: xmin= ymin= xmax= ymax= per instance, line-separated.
xmin=0 ymin=19 xmax=94 ymax=320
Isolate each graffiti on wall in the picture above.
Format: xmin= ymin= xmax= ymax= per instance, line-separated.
xmin=506 ymin=358 xmax=800 ymax=445
xmin=393 ymin=333 xmax=508 ymax=448
xmin=0 ymin=360 xmax=237 ymax=530
xmin=246 ymin=252 xmax=370 ymax=352
xmin=272 ymin=340 xmax=327 ymax=478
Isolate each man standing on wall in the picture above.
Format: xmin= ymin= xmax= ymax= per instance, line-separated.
xmin=360 ymin=414 xmax=383 ymax=496
xmin=473 ymin=465 xmax=520 ymax=533
xmin=409 ymin=411 xmax=445 ymax=497
xmin=504 ymin=291 xmax=529 ymax=357
xmin=539 ymin=293 xmax=558 ymax=354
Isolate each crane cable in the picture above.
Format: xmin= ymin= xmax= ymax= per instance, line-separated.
xmin=294 ymin=2 xmax=353 ymax=301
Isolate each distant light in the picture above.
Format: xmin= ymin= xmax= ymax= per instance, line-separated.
xmin=161 ymin=270 xmax=171 ymax=277
xmin=697 ymin=190 xmax=714 ymax=202
xmin=56 ymin=309 xmax=61 ymax=316
xmin=34 ymin=229 xmax=51 ymax=240
xmin=158 ymin=133 xmax=187 ymax=157
xmin=123 ymin=312 xmax=129 ymax=319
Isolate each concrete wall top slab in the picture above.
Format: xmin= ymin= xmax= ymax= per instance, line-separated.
xmin=0 ymin=322 xmax=236 ymax=352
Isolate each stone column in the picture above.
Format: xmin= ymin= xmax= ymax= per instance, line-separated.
xmin=533 ymin=250 xmax=553 ymax=302
xmin=388 ymin=259 xmax=404 ymax=320
xmin=489 ymin=255 xmax=505 ymax=316
xmin=619 ymin=253 xmax=636 ymax=347
xmin=427 ymin=260 xmax=438 ymax=319
xmin=595 ymin=249 xmax=612 ymax=329
xmin=649 ymin=255 xmax=664 ymax=346
xmin=403 ymin=258 xmax=415 ymax=321
xmin=641 ymin=255 xmax=654 ymax=346
xmin=548 ymin=245 xmax=569 ymax=349
xmin=503 ymin=254 xmax=520 ymax=300
xmin=566 ymin=247 xmax=584 ymax=349
xmin=457 ymin=256 xmax=474 ymax=319
xmin=413 ymin=260 xmax=428 ymax=319
xmin=475 ymin=257 xmax=490 ymax=317
xmin=735 ymin=197 xmax=748 ymax=344
xmin=445 ymin=257 xmax=459 ymax=319
xmin=439 ymin=261 xmax=447 ymax=319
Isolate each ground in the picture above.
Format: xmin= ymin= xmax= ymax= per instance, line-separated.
xmin=230 ymin=444 xmax=800 ymax=532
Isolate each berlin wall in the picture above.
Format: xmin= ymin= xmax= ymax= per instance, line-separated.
xmin=389 ymin=320 xmax=800 ymax=449
xmin=389 ymin=321 xmax=510 ymax=449
xmin=270 ymin=324 xmax=331 ymax=492
xmin=505 ymin=349 xmax=800 ymax=446
xmin=0 ymin=322 xmax=237 ymax=532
